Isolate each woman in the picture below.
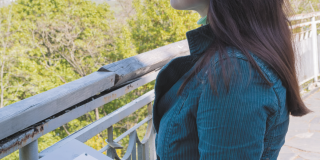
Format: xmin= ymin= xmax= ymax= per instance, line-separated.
xmin=152 ymin=0 xmax=312 ymax=160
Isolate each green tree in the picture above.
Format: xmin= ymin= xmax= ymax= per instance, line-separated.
xmin=290 ymin=0 xmax=320 ymax=14
xmin=0 ymin=5 xmax=29 ymax=108
xmin=0 ymin=0 xmax=140 ymax=159
xmin=128 ymin=0 xmax=201 ymax=54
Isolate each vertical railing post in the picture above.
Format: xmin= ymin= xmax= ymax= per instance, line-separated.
xmin=107 ymin=125 xmax=116 ymax=159
xmin=138 ymin=142 xmax=143 ymax=160
xmin=19 ymin=139 xmax=38 ymax=160
xmin=147 ymin=102 xmax=155 ymax=160
xmin=142 ymin=143 xmax=149 ymax=160
xmin=132 ymin=139 xmax=137 ymax=160
xmin=312 ymin=16 xmax=319 ymax=82
xmin=148 ymin=126 xmax=156 ymax=160
xmin=141 ymin=102 xmax=156 ymax=160
xmin=106 ymin=125 xmax=123 ymax=159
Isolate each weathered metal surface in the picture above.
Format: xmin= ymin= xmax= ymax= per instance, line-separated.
xmin=0 ymin=70 xmax=159 ymax=158
xmin=0 ymin=71 xmax=116 ymax=141
xmin=0 ymin=126 xmax=43 ymax=159
xmin=19 ymin=140 xmax=38 ymax=160
xmin=39 ymin=90 xmax=155 ymax=158
xmin=0 ymin=70 xmax=159 ymax=159
xmin=98 ymin=40 xmax=189 ymax=87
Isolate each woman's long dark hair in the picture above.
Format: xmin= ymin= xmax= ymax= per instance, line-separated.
xmin=177 ymin=0 xmax=312 ymax=116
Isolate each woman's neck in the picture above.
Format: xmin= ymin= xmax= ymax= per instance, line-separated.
xmin=195 ymin=5 xmax=209 ymax=18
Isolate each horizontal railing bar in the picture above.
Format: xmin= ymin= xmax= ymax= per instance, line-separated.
xmin=289 ymin=12 xmax=320 ymax=21
xmin=99 ymin=115 xmax=152 ymax=153
xmin=299 ymin=76 xmax=316 ymax=87
xmin=0 ymin=70 xmax=159 ymax=159
xmin=39 ymin=90 xmax=155 ymax=158
xmin=0 ymin=129 xmax=40 ymax=159
xmin=0 ymin=71 xmax=116 ymax=142
xmin=291 ymin=20 xmax=320 ymax=29
xmin=0 ymin=72 xmax=115 ymax=140
xmin=298 ymin=73 xmax=320 ymax=89
xmin=0 ymin=39 xmax=189 ymax=143
xmin=98 ymin=40 xmax=190 ymax=87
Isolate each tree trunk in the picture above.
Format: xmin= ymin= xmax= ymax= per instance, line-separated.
xmin=62 ymin=124 xmax=70 ymax=135
xmin=0 ymin=61 xmax=4 ymax=108
xmin=95 ymin=108 xmax=99 ymax=120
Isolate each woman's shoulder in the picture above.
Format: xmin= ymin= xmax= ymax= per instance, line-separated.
xmin=201 ymin=46 xmax=287 ymax=114
xmin=208 ymin=46 xmax=282 ymax=85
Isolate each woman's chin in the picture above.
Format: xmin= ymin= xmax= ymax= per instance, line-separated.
xmin=170 ymin=1 xmax=185 ymax=10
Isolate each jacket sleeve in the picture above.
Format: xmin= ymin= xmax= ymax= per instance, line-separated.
xmin=196 ymin=57 xmax=278 ymax=159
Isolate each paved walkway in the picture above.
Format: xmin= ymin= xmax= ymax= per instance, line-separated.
xmin=278 ymin=88 xmax=320 ymax=160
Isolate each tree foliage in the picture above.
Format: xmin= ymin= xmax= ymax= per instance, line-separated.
xmin=127 ymin=0 xmax=200 ymax=53
xmin=290 ymin=0 xmax=320 ymax=14
xmin=0 ymin=0 xmax=138 ymax=159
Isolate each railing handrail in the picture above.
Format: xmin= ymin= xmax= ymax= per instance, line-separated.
xmin=0 ymin=40 xmax=190 ymax=159
xmin=289 ymin=11 xmax=320 ymax=21
xmin=0 ymin=40 xmax=189 ymax=141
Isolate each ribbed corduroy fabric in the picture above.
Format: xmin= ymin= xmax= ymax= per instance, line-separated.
xmin=156 ymin=16 xmax=209 ymax=117
xmin=156 ymin=59 xmax=199 ymax=117
xmin=152 ymin=24 xmax=290 ymax=160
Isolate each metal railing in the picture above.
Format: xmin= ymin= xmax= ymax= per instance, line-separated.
xmin=0 ymin=12 xmax=320 ymax=160
xmin=290 ymin=12 xmax=320 ymax=85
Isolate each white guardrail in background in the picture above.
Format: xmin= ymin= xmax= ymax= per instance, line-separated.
xmin=290 ymin=12 xmax=320 ymax=85
xmin=0 ymin=12 xmax=319 ymax=160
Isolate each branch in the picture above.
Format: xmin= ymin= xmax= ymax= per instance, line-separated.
xmin=62 ymin=124 xmax=71 ymax=135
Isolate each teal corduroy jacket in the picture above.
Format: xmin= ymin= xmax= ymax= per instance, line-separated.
xmin=152 ymin=24 xmax=290 ymax=160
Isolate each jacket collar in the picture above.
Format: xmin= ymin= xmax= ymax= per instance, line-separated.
xmin=186 ymin=23 xmax=215 ymax=56
xmin=152 ymin=24 xmax=216 ymax=133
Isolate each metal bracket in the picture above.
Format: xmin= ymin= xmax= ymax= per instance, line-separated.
xmin=105 ymin=140 xmax=123 ymax=149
